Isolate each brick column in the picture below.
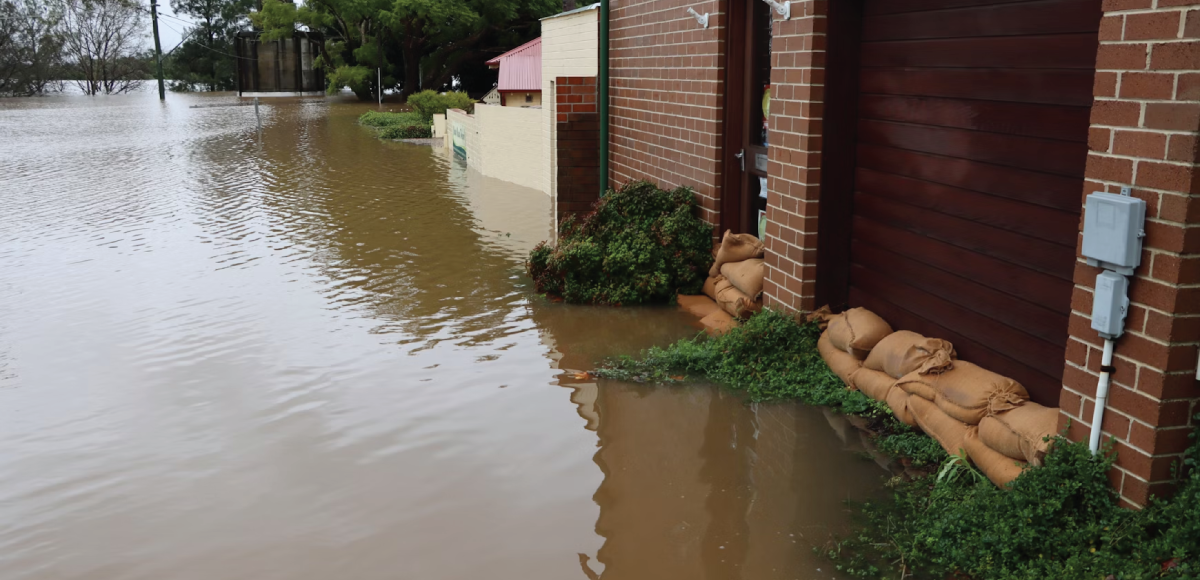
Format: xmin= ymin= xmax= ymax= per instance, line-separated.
xmin=761 ymin=0 xmax=828 ymax=313
xmin=556 ymin=77 xmax=601 ymax=221
xmin=1059 ymin=0 xmax=1200 ymax=507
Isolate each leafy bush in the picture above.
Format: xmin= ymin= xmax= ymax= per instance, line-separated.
xmin=406 ymin=90 xmax=475 ymax=121
xmin=358 ymin=111 xmax=432 ymax=139
xmin=832 ymin=428 xmax=1200 ymax=579
xmin=526 ymin=180 xmax=713 ymax=305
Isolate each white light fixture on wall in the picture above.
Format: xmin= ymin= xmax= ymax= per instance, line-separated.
xmin=686 ymin=6 xmax=709 ymax=28
xmin=761 ymin=0 xmax=790 ymax=19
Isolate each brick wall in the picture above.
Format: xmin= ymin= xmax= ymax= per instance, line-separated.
xmin=1059 ymin=0 xmax=1200 ymax=507
xmin=760 ymin=1 xmax=828 ymax=313
xmin=542 ymin=6 xmax=599 ymax=197
xmin=609 ymin=0 xmax=727 ymax=225
xmin=557 ymin=77 xmax=601 ymax=221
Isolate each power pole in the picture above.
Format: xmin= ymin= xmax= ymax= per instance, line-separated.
xmin=150 ymin=0 xmax=165 ymax=100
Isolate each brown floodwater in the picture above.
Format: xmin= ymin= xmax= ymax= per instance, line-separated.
xmin=0 ymin=89 xmax=886 ymax=580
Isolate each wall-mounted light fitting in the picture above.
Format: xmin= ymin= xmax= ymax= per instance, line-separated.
xmin=761 ymin=0 xmax=790 ymax=19
xmin=686 ymin=7 xmax=709 ymax=28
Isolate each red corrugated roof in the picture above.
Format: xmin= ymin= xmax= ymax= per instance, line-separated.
xmin=486 ymin=37 xmax=541 ymax=66
xmin=486 ymin=37 xmax=542 ymax=93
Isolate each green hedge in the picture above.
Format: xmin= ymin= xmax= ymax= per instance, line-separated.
xmin=406 ymin=90 xmax=474 ymax=121
xmin=358 ymin=111 xmax=432 ymax=140
xmin=527 ymin=180 xmax=713 ymax=305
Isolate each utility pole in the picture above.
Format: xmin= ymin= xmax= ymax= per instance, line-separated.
xmin=150 ymin=0 xmax=165 ymax=100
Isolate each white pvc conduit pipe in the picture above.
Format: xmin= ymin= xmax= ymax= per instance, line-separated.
xmin=1088 ymin=338 xmax=1116 ymax=454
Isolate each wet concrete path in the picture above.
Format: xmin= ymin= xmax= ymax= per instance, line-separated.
xmin=0 ymin=90 xmax=883 ymax=580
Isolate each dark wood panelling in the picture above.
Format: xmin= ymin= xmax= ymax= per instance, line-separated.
xmin=857 ymin=119 xmax=1089 ymax=177
xmin=852 ymin=219 xmax=1073 ymax=312
xmin=854 ymin=168 xmax=1080 ymax=245
xmin=854 ymin=195 xmax=1078 ymax=279
xmin=856 ymin=144 xmax=1083 ymax=211
xmin=849 ymin=289 xmax=1064 ymax=405
xmin=865 ymin=0 xmax=1055 ymax=16
xmin=859 ymin=69 xmax=1096 ymax=107
xmin=861 ymin=34 xmax=1100 ymax=69
xmin=862 ymin=0 xmax=1103 ymax=41
xmin=853 ymin=242 xmax=1070 ymax=345
xmin=859 ymin=95 xmax=1091 ymax=142
xmin=831 ymin=0 xmax=1100 ymax=405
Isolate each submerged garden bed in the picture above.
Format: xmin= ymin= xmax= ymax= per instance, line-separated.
xmin=594 ymin=310 xmax=1200 ymax=579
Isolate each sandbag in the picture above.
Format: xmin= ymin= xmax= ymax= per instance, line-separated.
xmin=979 ymin=403 xmax=1059 ymax=466
xmin=708 ymin=230 xmax=765 ymax=277
xmin=850 ymin=367 xmax=893 ymax=402
xmin=713 ymin=277 xmax=759 ymax=319
xmin=885 ymin=385 xmax=917 ymax=427
xmin=819 ymin=333 xmax=862 ymax=386
xmin=677 ymin=294 xmax=721 ymax=320
xmin=721 ymin=258 xmax=765 ymax=300
xmin=806 ymin=305 xmax=835 ymax=330
xmin=895 ymin=371 xmax=940 ymax=402
xmin=825 ymin=307 xmax=893 ymax=359
xmin=908 ymin=395 xmax=969 ymax=456
xmin=933 ymin=361 xmax=1029 ymax=425
xmin=702 ymin=275 xmax=722 ymax=301
xmin=863 ymin=330 xmax=955 ymax=378
xmin=700 ymin=310 xmax=737 ymax=336
xmin=964 ymin=426 xmax=1027 ymax=488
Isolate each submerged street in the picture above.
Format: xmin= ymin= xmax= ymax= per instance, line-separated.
xmin=0 ymin=91 xmax=883 ymax=580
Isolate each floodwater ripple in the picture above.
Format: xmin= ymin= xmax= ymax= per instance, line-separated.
xmin=0 ymin=89 xmax=883 ymax=580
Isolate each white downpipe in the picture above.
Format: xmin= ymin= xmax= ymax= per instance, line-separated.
xmin=1088 ymin=338 xmax=1116 ymax=454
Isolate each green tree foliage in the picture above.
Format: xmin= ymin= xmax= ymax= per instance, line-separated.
xmin=251 ymin=0 xmax=557 ymax=100
xmin=405 ymin=89 xmax=472 ymax=121
xmin=0 ymin=0 xmax=64 ymax=96
xmin=527 ymin=181 xmax=714 ymax=306
xmin=165 ymin=0 xmax=253 ymax=91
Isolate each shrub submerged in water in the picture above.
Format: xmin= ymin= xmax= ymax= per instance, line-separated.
xmin=527 ymin=181 xmax=713 ymax=305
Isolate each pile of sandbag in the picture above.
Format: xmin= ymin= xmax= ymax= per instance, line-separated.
xmin=701 ymin=231 xmax=766 ymax=323
xmin=814 ymin=306 xmax=1060 ymax=488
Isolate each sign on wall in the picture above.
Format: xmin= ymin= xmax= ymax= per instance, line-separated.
xmin=451 ymin=121 xmax=467 ymax=159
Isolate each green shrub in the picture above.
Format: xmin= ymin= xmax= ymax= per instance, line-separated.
xmin=358 ymin=111 xmax=432 ymax=140
xmin=526 ymin=180 xmax=713 ymax=305
xmin=378 ymin=124 xmax=432 ymax=139
xmin=406 ymin=90 xmax=475 ymax=121
xmin=359 ymin=110 xmax=424 ymax=128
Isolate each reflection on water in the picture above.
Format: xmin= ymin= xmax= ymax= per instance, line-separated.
xmin=0 ymin=89 xmax=883 ymax=580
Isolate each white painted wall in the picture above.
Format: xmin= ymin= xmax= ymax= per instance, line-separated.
xmin=541 ymin=6 xmax=599 ymax=197
xmin=447 ymin=108 xmax=480 ymax=168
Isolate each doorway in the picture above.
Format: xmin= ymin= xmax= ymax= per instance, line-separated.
xmin=721 ymin=0 xmax=773 ymax=238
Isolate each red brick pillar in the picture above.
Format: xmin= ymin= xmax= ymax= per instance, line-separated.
xmin=556 ymin=77 xmax=601 ymax=221
xmin=761 ymin=1 xmax=828 ymax=313
xmin=1060 ymin=0 xmax=1200 ymax=507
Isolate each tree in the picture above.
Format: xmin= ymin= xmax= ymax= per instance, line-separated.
xmin=0 ymin=0 xmax=65 ymax=96
xmin=383 ymin=0 xmax=557 ymax=98
xmin=166 ymin=0 xmax=254 ymax=91
xmin=59 ymin=0 xmax=150 ymax=95
xmin=252 ymin=0 xmax=556 ymax=100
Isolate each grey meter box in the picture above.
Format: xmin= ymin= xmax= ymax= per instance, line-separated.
xmin=1091 ymin=270 xmax=1130 ymax=339
xmin=1082 ymin=192 xmax=1146 ymax=276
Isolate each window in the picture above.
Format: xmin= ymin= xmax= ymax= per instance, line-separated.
xmin=525 ymin=93 xmax=533 ymax=103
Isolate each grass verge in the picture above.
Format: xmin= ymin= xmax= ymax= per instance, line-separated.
xmin=358 ymin=111 xmax=432 ymax=139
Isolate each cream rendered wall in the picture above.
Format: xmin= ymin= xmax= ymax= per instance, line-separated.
xmin=446 ymin=108 xmax=481 ymax=170
xmin=540 ymin=6 xmax=599 ymax=197
xmin=503 ymin=92 xmax=543 ymax=107
xmin=475 ymin=104 xmax=543 ymax=191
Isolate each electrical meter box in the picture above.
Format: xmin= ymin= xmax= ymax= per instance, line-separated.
xmin=1091 ymin=270 xmax=1130 ymax=339
xmin=1082 ymin=192 xmax=1146 ymax=275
